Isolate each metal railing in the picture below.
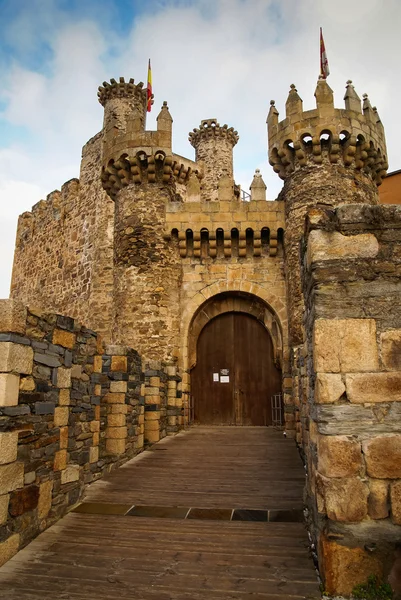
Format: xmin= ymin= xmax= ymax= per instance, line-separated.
xmin=271 ymin=393 xmax=283 ymax=428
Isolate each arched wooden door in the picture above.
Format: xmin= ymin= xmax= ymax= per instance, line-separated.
xmin=191 ymin=312 xmax=282 ymax=425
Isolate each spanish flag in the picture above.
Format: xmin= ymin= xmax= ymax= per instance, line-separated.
xmin=147 ymin=59 xmax=152 ymax=112
xmin=320 ymin=28 xmax=330 ymax=79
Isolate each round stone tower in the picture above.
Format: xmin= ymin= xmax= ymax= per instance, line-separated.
xmin=189 ymin=119 xmax=239 ymax=201
xmin=267 ymin=78 xmax=388 ymax=345
xmin=98 ymin=77 xmax=149 ymax=165
xmin=99 ymin=77 xmax=193 ymax=360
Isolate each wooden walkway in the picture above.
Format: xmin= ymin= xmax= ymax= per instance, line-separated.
xmin=0 ymin=427 xmax=321 ymax=599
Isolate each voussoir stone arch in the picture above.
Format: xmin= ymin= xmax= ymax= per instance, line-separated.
xmin=180 ymin=281 xmax=288 ymax=372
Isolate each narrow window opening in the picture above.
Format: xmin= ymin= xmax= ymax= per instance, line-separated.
xmin=261 ymin=227 xmax=270 ymax=256
xmin=200 ymin=228 xmax=209 ymax=259
xmin=216 ymin=228 xmax=224 ymax=258
xmin=186 ymin=229 xmax=194 ymax=257
xmin=246 ymin=228 xmax=254 ymax=257
xmin=231 ymin=228 xmax=239 ymax=258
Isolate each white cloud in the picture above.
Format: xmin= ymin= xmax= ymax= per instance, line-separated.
xmin=1 ymin=0 xmax=401 ymax=298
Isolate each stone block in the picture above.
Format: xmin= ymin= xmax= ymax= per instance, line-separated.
xmin=307 ymin=230 xmax=379 ymax=267
xmin=320 ymin=536 xmax=383 ymax=597
xmin=0 ymin=462 xmax=24 ymax=494
xmin=145 ymin=410 xmax=161 ymax=421
xmin=107 ymin=414 xmax=126 ymax=427
xmin=0 ymin=431 xmax=18 ymax=465
xmin=106 ymin=426 xmax=127 ymax=439
xmin=363 ymin=435 xmax=401 ymax=478
xmin=90 ymin=420 xmax=100 ymax=432
xmin=381 ymin=330 xmax=401 ymax=371
xmin=34 ymin=352 xmax=61 ymax=367
xmin=109 ymin=380 xmax=127 ymax=393
xmin=24 ymin=471 xmax=35 ymax=485
xmin=19 ymin=376 xmax=35 ymax=392
xmin=93 ymin=355 xmax=102 ymax=373
xmin=0 ymin=534 xmax=20 ymax=568
xmin=106 ymin=438 xmax=125 ymax=454
xmin=317 ymin=435 xmax=362 ymax=478
xmin=54 ymin=449 xmax=68 ymax=471
xmin=346 ymin=372 xmax=401 ymax=403
xmin=89 ymin=446 xmax=99 ymax=463
xmin=37 ymin=480 xmax=53 ymax=519
xmin=313 ymin=319 xmax=379 ymax=373
xmin=56 ymin=367 xmax=71 ymax=389
xmin=135 ymin=434 xmax=144 ymax=449
xmin=105 ymin=344 xmax=127 ymax=356
xmin=59 ymin=389 xmax=70 ymax=406
xmin=390 ymin=480 xmax=401 ymax=525
xmin=0 ymin=342 xmax=33 ymax=374
xmin=144 ymin=420 xmax=160 ymax=432
xmin=145 ymin=430 xmax=160 ymax=443
xmin=108 ymin=404 xmax=128 ymax=414
xmin=54 ymin=406 xmax=69 ymax=427
xmin=52 ymin=329 xmax=76 ymax=349
xmin=60 ymin=427 xmax=68 ymax=450
xmin=111 ymin=356 xmax=127 ymax=372
xmin=315 ymin=373 xmax=345 ymax=404
xmin=61 ymin=465 xmax=80 ymax=484
xmin=0 ymin=494 xmax=9 ymax=525
xmin=9 ymin=484 xmax=39 ymax=516
xmin=0 ymin=299 xmax=26 ymax=335
xmin=92 ymin=432 xmax=100 ymax=446
xmin=368 ymin=479 xmax=389 ymax=519
xmin=316 ymin=474 xmax=368 ymax=522
xmin=105 ymin=392 xmax=125 ymax=405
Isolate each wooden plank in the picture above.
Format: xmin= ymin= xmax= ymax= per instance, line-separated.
xmin=0 ymin=427 xmax=320 ymax=599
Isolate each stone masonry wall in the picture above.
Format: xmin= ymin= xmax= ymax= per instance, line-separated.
xmin=11 ymin=134 xmax=115 ymax=341
xmin=165 ymin=189 xmax=289 ymax=430
xmin=300 ymin=204 xmax=401 ymax=596
xmin=0 ymin=299 xmax=181 ymax=568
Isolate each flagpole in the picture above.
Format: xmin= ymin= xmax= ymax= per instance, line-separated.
xmin=147 ymin=59 xmax=152 ymax=112
xmin=320 ymin=27 xmax=330 ymax=79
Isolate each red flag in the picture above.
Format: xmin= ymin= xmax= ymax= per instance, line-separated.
xmin=147 ymin=59 xmax=152 ymax=112
xmin=320 ymin=28 xmax=330 ymax=79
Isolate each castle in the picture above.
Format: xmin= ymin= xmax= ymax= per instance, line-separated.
xmin=1 ymin=73 xmax=401 ymax=596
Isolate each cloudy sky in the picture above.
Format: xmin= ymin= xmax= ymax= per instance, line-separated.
xmin=0 ymin=0 xmax=400 ymax=298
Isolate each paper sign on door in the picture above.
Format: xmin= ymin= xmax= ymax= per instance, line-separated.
xmin=213 ymin=373 xmax=219 ymax=382
xmin=220 ymin=369 xmax=230 ymax=383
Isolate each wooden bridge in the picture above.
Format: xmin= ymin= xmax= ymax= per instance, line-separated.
xmin=0 ymin=427 xmax=321 ymax=599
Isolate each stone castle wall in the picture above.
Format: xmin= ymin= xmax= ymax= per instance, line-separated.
xmin=299 ymin=204 xmax=401 ymax=596
xmin=10 ymin=134 xmax=115 ymax=341
xmin=0 ymin=299 xmax=182 ymax=567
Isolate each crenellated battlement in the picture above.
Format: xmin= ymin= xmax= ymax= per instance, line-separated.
xmin=189 ymin=119 xmax=239 ymax=202
xmin=189 ymin=119 xmax=239 ymax=148
xmin=99 ymin=75 xmax=173 ymax=165
xmin=98 ymin=77 xmax=149 ymax=108
xmin=101 ymin=151 xmax=200 ymax=199
xmin=267 ymin=78 xmax=388 ymax=185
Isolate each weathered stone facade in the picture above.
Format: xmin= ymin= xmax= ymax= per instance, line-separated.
xmin=299 ymin=205 xmax=401 ymax=595
xmin=6 ymin=71 xmax=401 ymax=596
xmin=0 ymin=298 xmax=181 ymax=566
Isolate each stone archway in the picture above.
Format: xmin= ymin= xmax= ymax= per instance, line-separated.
xmin=185 ymin=290 xmax=285 ymax=426
xmin=180 ymin=281 xmax=288 ymax=375
xmin=188 ymin=291 xmax=283 ymax=370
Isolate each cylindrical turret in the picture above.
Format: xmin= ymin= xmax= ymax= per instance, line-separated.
xmin=189 ymin=119 xmax=238 ymax=201
xmin=98 ymin=79 xmax=198 ymax=360
xmin=98 ymin=77 xmax=148 ymax=164
xmin=267 ymin=78 xmax=388 ymax=345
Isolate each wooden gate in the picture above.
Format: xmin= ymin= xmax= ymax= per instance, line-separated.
xmin=191 ymin=312 xmax=282 ymax=425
